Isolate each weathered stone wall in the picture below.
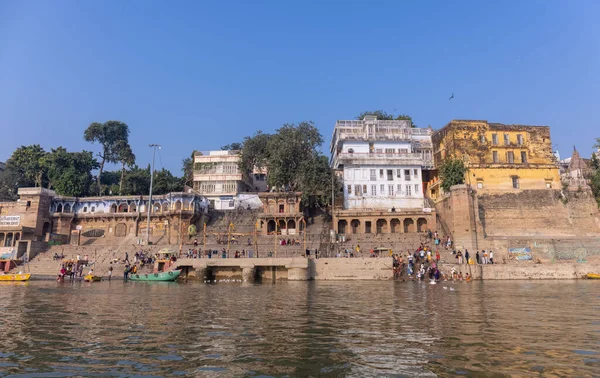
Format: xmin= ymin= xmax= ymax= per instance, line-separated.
xmin=434 ymin=185 xmax=480 ymax=251
xmin=478 ymin=190 xmax=600 ymax=238
xmin=438 ymin=262 xmax=600 ymax=280
xmin=310 ymin=258 xmax=392 ymax=280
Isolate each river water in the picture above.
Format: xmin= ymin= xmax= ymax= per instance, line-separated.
xmin=0 ymin=280 xmax=598 ymax=377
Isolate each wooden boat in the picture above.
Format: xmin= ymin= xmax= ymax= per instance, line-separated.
xmin=586 ymin=273 xmax=600 ymax=279
xmin=129 ymin=269 xmax=181 ymax=282
xmin=0 ymin=273 xmax=31 ymax=281
xmin=84 ymin=275 xmax=102 ymax=282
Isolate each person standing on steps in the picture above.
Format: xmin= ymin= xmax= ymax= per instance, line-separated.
xmin=108 ymin=266 xmax=113 ymax=281
xmin=125 ymin=252 xmax=130 ymax=264
xmin=465 ymin=250 xmax=470 ymax=265
xmin=489 ymin=250 xmax=494 ymax=264
xmin=476 ymin=251 xmax=480 ymax=264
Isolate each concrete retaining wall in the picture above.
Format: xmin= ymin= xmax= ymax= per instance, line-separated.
xmin=310 ymin=258 xmax=392 ymax=280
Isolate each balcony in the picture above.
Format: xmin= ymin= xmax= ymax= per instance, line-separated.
xmin=193 ymin=173 xmax=243 ymax=182
xmin=334 ymin=152 xmax=432 ymax=168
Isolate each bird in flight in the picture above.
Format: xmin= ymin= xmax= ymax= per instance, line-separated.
xmin=449 ymin=93 xmax=454 ymax=100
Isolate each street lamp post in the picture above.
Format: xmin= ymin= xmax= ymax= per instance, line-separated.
xmin=147 ymin=144 xmax=161 ymax=245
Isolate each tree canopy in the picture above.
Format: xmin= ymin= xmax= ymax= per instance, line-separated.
xmin=221 ymin=142 xmax=243 ymax=151
xmin=84 ymin=120 xmax=130 ymax=195
xmin=238 ymin=122 xmax=335 ymax=204
xmin=355 ymin=110 xmax=417 ymax=127
xmin=439 ymin=158 xmax=467 ymax=192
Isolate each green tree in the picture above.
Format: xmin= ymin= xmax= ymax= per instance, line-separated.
xmin=221 ymin=142 xmax=243 ymax=151
xmin=181 ymin=151 xmax=196 ymax=188
xmin=84 ymin=120 xmax=130 ymax=195
xmin=439 ymin=158 xmax=467 ymax=192
xmin=153 ymin=168 xmax=184 ymax=195
xmin=100 ymin=170 xmax=121 ymax=196
xmin=356 ymin=110 xmax=394 ymax=120
xmin=395 ymin=114 xmax=417 ymax=128
xmin=42 ymin=147 xmax=99 ymax=197
xmin=3 ymin=145 xmax=48 ymax=188
xmin=238 ymin=131 xmax=271 ymax=181
xmin=120 ymin=165 xmax=151 ymax=195
xmin=113 ymin=140 xmax=136 ymax=195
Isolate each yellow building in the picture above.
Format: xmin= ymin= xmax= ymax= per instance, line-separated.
xmin=430 ymin=120 xmax=560 ymax=196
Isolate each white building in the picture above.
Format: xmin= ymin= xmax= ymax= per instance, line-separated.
xmin=330 ymin=116 xmax=433 ymax=210
xmin=192 ymin=150 xmax=266 ymax=210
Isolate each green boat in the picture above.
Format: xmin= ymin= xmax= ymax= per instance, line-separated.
xmin=128 ymin=269 xmax=181 ymax=282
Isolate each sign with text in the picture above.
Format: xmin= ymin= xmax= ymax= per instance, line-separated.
xmin=0 ymin=216 xmax=20 ymax=227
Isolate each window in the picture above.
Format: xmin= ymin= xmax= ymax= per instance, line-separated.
xmin=380 ymin=184 xmax=385 ymax=194
xmin=545 ymin=181 xmax=552 ymax=189
xmin=370 ymin=169 xmax=376 ymax=181
xmin=512 ymin=176 xmax=520 ymax=189
xmin=83 ymin=206 xmax=87 ymax=213
xmin=396 ymin=169 xmax=401 ymax=178
xmin=376 ymin=148 xmax=383 ymax=153
xmin=229 ymin=200 xmax=235 ymax=208
xmin=363 ymin=184 xmax=367 ymax=194
xmin=406 ymin=185 xmax=412 ymax=196
xmin=347 ymin=170 xmax=354 ymax=180
xmin=477 ymin=181 xmax=483 ymax=189
xmin=480 ymin=135 xmax=486 ymax=144
xmin=492 ymin=134 xmax=498 ymax=145
xmin=492 ymin=151 xmax=499 ymax=163
xmin=415 ymin=184 xmax=419 ymax=194
xmin=521 ymin=151 xmax=527 ymax=164
xmin=389 ymin=185 xmax=394 ymax=196
xmin=371 ymin=185 xmax=377 ymax=196
xmin=517 ymin=134 xmax=524 ymax=146
xmin=347 ymin=185 xmax=352 ymax=195
xmin=387 ymin=170 xmax=393 ymax=181
xmin=397 ymin=184 xmax=402 ymax=194
xmin=355 ymin=185 xmax=361 ymax=195
xmin=413 ymin=169 xmax=418 ymax=177
xmin=507 ymin=151 xmax=515 ymax=164
xmin=379 ymin=169 xmax=384 ymax=178
xmin=91 ymin=206 xmax=95 ymax=213
xmin=385 ymin=148 xmax=395 ymax=154
xmin=404 ymin=169 xmax=411 ymax=181
xmin=363 ymin=170 xmax=368 ymax=179
xmin=354 ymin=169 xmax=360 ymax=179
xmin=504 ymin=134 xmax=510 ymax=146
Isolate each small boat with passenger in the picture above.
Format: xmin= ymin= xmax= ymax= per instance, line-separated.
xmin=128 ymin=269 xmax=181 ymax=281
xmin=0 ymin=272 xmax=31 ymax=281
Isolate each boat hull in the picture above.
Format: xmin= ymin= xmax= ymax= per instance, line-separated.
xmin=0 ymin=274 xmax=31 ymax=281
xmin=129 ymin=270 xmax=181 ymax=282
xmin=586 ymin=273 xmax=600 ymax=279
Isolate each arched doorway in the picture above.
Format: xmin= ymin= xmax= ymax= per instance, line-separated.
xmin=376 ymin=219 xmax=388 ymax=234
xmin=350 ymin=219 xmax=360 ymax=234
xmin=390 ymin=219 xmax=400 ymax=233
xmin=5 ymin=233 xmax=13 ymax=247
xmin=110 ymin=204 xmax=117 ymax=213
xmin=118 ymin=203 xmax=128 ymax=213
xmin=162 ymin=203 xmax=169 ymax=212
xmin=115 ymin=223 xmax=127 ymax=237
xmin=338 ymin=219 xmax=348 ymax=234
xmin=287 ymin=219 xmax=296 ymax=230
xmin=0 ymin=233 xmax=4 ymax=247
xmin=267 ymin=220 xmax=276 ymax=234
xmin=56 ymin=204 xmax=63 ymax=213
xmin=153 ymin=203 xmax=161 ymax=213
xmin=403 ymin=218 xmax=415 ymax=233
xmin=175 ymin=201 xmax=182 ymax=211
xmin=63 ymin=204 xmax=71 ymax=213
xmin=42 ymin=222 xmax=51 ymax=241
xmin=278 ymin=219 xmax=286 ymax=233
xmin=129 ymin=204 xmax=137 ymax=213
xmin=417 ymin=218 xmax=428 ymax=232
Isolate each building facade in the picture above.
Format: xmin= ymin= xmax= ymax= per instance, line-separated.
xmin=559 ymin=147 xmax=592 ymax=191
xmin=192 ymin=150 xmax=267 ymax=210
xmin=330 ymin=116 xmax=436 ymax=235
xmin=430 ymin=120 xmax=560 ymax=198
xmin=256 ymin=192 xmax=304 ymax=235
xmin=0 ymin=188 xmax=208 ymax=258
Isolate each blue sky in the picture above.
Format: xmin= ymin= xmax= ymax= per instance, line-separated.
xmin=1 ymin=0 xmax=599 ymax=173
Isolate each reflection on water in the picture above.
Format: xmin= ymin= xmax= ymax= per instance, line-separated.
xmin=0 ymin=280 xmax=598 ymax=377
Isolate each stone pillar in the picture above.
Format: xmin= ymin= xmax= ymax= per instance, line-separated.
xmin=189 ymin=267 xmax=207 ymax=281
xmin=242 ymin=266 xmax=255 ymax=283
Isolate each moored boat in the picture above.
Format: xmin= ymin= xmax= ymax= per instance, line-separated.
xmin=129 ymin=269 xmax=181 ymax=282
xmin=0 ymin=273 xmax=30 ymax=281
xmin=84 ymin=275 xmax=102 ymax=282
xmin=586 ymin=273 xmax=600 ymax=279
